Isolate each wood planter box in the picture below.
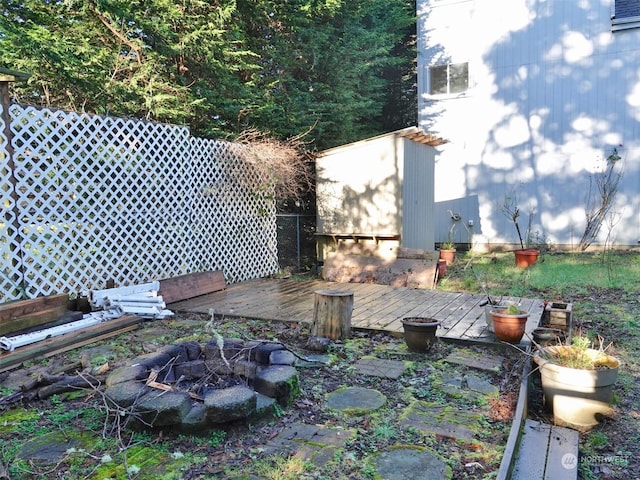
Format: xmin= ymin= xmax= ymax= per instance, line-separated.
xmin=541 ymin=302 xmax=573 ymax=333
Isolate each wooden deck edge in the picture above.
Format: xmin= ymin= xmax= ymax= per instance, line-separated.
xmin=496 ymin=350 xmax=531 ymax=480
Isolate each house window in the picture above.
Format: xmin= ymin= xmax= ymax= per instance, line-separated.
xmin=429 ymin=62 xmax=468 ymax=95
xmin=612 ymin=0 xmax=640 ymax=31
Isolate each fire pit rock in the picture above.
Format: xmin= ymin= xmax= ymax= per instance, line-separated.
xmin=104 ymin=338 xmax=299 ymax=430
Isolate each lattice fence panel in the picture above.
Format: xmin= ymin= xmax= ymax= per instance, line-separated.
xmin=0 ymin=104 xmax=277 ymax=302
xmin=0 ymin=103 xmax=25 ymax=299
xmin=190 ymin=138 xmax=278 ymax=283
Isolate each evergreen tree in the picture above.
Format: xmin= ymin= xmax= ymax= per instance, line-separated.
xmin=0 ymin=0 xmax=417 ymax=149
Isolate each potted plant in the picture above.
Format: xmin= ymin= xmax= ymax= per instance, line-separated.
xmin=466 ymin=262 xmax=506 ymax=333
xmin=439 ymin=211 xmax=460 ymax=265
xmin=482 ymin=296 xmax=507 ymax=333
xmin=490 ymin=303 xmax=529 ymax=343
xmin=532 ymin=335 xmax=619 ymax=431
xmin=438 ymin=241 xmax=456 ymax=266
xmin=501 ymin=193 xmax=540 ymax=268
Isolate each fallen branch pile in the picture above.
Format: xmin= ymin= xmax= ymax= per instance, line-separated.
xmin=0 ymin=354 xmax=108 ymax=406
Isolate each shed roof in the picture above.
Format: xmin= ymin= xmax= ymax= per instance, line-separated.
xmin=317 ymin=126 xmax=446 ymax=157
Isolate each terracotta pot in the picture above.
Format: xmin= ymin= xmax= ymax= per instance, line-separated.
xmin=490 ymin=308 xmax=529 ymax=343
xmin=439 ymin=248 xmax=456 ymax=266
xmin=437 ymin=259 xmax=447 ymax=278
xmin=533 ymin=346 xmax=619 ymax=431
xmin=402 ymin=317 xmax=441 ymax=353
xmin=514 ymin=249 xmax=540 ymax=268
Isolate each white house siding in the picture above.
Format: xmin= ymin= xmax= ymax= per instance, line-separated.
xmin=418 ymin=0 xmax=640 ymax=248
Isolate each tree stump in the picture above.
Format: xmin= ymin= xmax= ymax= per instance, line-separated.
xmin=312 ymin=290 xmax=354 ymax=340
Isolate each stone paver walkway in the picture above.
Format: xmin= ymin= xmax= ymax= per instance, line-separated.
xmin=354 ymin=358 xmax=407 ymax=379
xmin=263 ymin=348 xmax=505 ymax=476
xmin=263 ymin=423 xmax=356 ymax=467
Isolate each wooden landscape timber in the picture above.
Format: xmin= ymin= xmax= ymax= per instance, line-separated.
xmin=0 ymin=293 xmax=71 ymax=336
xmin=0 ymin=314 xmax=144 ymax=374
xmin=0 ymin=271 xmax=228 ymax=373
xmin=159 ymin=270 xmax=227 ymax=304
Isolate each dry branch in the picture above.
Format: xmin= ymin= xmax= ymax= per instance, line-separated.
xmin=145 ymin=379 xmax=204 ymax=401
xmin=579 ymin=147 xmax=624 ymax=251
xmin=37 ymin=373 xmax=104 ymax=399
xmin=230 ymin=128 xmax=315 ymax=203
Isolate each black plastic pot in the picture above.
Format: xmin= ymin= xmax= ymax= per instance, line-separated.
xmin=401 ymin=317 xmax=441 ymax=353
xmin=532 ymin=327 xmax=565 ymax=347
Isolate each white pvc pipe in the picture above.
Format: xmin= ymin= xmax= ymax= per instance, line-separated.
xmin=2 ymin=316 xmax=99 ymax=352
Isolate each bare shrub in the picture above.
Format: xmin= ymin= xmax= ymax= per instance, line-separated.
xmin=579 ymin=147 xmax=624 ymax=251
xmin=230 ymin=128 xmax=315 ymax=203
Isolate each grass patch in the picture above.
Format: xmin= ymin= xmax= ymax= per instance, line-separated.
xmin=440 ymin=251 xmax=640 ymax=298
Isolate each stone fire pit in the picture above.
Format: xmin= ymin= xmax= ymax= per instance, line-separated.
xmin=104 ymin=337 xmax=299 ymax=430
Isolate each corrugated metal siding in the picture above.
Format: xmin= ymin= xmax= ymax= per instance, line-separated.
xmin=434 ymin=196 xmax=480 ymax=245
xmin=402 ymin=138 xmax=435 ymax=249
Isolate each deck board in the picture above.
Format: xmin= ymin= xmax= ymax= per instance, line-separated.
xmin=512 ymin=420 xmax=551 ymax=479
xmin=170 ymin=278 xmax=545 ymax=346
xmin=511 ymin=419 xmax=578 ymax=480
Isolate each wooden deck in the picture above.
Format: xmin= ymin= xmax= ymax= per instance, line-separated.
xmin=169 ymin=278 xmax=544 ymax=346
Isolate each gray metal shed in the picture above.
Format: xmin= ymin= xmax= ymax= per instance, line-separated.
xmin=315 ymin=127 xmax=445 ymax=260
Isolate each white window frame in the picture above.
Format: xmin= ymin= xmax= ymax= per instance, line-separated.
xmin=612 ymin=0 xmax=640 ymax=32
xmin=427 ymin=62 xmax=469 ymax=98
xmin=612 ymin=15 xmax=640 ymax=32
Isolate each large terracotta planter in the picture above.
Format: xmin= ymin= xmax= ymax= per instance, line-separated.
xmin=514 ymin=249 xmax=540 ymax=268
xmin=490 ymin=308 xmax=529 ymax=343
xmin=402 ymin=317 xmax=441 ymax=353
xmin=533 ymin=346 xmax=619 ymax=431
xmin=439 ymin=248 xmax=456 ymax=266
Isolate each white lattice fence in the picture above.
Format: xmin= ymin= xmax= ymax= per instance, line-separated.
xmin=190 ymin=138 xmax=278 ymax=283
xmin=1 ymin=103 xmax=25 ymax=300
xmin=0 ymin=104 xmax=278 ymax=302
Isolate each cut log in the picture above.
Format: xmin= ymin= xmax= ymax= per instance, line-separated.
xmin=159 ymin=270 xmax=226 ymax=304
xmin=311 ymin=290 xmax=354 ymax=340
